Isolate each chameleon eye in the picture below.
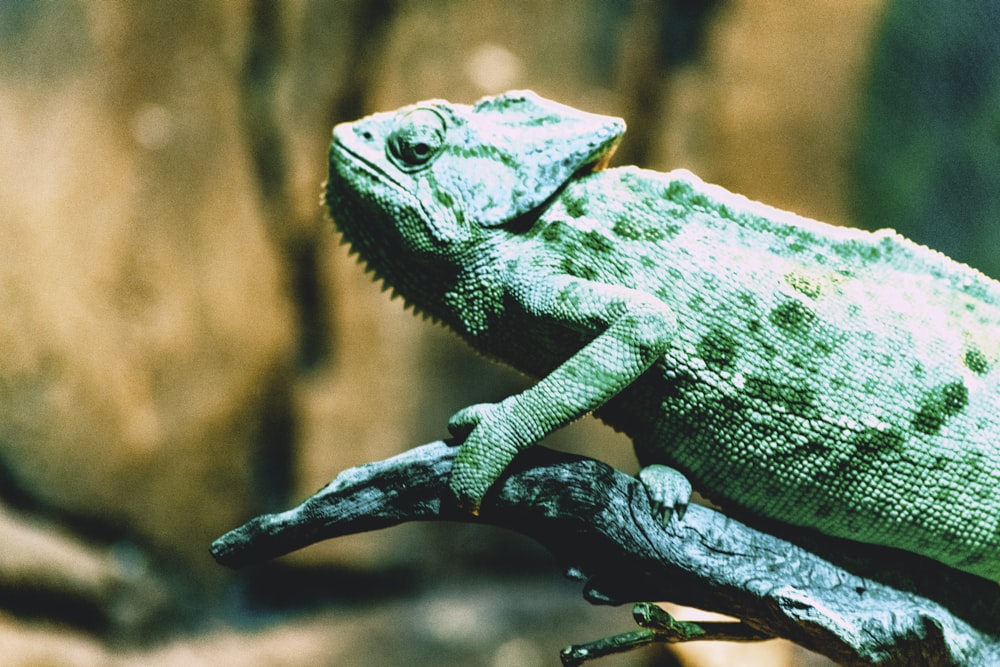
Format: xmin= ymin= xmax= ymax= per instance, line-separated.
xmin=387 ymin=108 xmax=447 ymax=171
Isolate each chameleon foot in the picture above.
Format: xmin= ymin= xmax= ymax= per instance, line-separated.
xmin=638 ymin=464 xmax=692 ymax=525
xmin=446 ymin=401 xmax=522 ymax=513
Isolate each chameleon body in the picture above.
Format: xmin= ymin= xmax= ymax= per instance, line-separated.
xmin=325 ymin=91 xmax=1000 ymax=581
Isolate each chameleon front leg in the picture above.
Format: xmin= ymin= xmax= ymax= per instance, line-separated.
xmin=447 ymin=278 xmax=680 ymax=512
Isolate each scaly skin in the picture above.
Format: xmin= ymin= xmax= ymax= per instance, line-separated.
xmin=325 ymin=90 xmax=1000 ymax=581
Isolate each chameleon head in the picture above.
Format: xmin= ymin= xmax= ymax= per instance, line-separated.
xmin=325 ymin=90 xmax=625 ymax=264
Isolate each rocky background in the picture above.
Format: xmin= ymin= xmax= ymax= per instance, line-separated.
xmin=1 ymin=1 xmax=996 ymax=665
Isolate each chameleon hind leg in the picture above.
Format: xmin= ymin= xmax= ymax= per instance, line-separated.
xmin=639 ymin=464 xmax=693 ymax=525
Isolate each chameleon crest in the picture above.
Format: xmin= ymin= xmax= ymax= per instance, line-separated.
xmin=326 ymin=91 xmax=1000 ymax=581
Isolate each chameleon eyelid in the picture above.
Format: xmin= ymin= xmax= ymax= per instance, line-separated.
xmin=386 ymin=107 xmax=448 ymax=172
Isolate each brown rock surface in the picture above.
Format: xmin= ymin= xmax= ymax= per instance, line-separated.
xmin=0 ymin=3 xmax=293 ymax=572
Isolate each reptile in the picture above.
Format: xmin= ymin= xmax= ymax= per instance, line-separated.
xmin=324 ymin=90 xmax=1000 ymax=581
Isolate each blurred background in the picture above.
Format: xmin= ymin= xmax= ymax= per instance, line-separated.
xmin=1 ymin=1 xmax=997 ymax=665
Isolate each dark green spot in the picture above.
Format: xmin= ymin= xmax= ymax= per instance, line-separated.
xmin=687 ymin=294 xmax=707 ymax=312
xmin=964 ymin=346 xmax=989 ymax=375
xmin=697 ymin=328 xmax=739 ymax=369
xmin=540 ymin=220 xmax=568 ymax=243
xmin=941 ymin=381 xmax=970 ymax=413
xmin=786 ymin=241 xmax=808 ymax=254
xmin=688 ymin=193 xmax=710 ymax=209
xmin=814 ymin=339 xmax=833 ymax=355
xmin=665 ymin=178 xmax=694 ymax=201
xmin=611 ymin=217 xmax=641 ymax=241
xmin=557 ymin=284 xmax=585 ymax=310
xmin=433 ymin=187 xmax=455 ymax=211
xmin=583 ymin=230 xmax=614 ymax=255
xmin=737 ymin=291 xmax=758 ymax=308
xmin=613 ymin=215 xmax=665 ymax=242
xmin=912 ymin=381 xmax=969 ymax=435
xmin=832 ymin=238 xmax=882 ymax=263
xmin=715 ymin=203 xmax=737 ymax=221
xmin=851 ymin=427 xmax=906 ymax=458
xmin=564 ymin=196 xmax=586 ymax=218
xmin=769 ymin=299 xmax=816 ymax=331
xmin=781 ymin=438 xmax=831 ymax=462
xmin=719 ymin=393 xmax=748 ymax=412
xmin=743 ymin=377 xmax=818 ymax=419
xmin=561 ymin=256 xmax=598 ymax=281
xmin=621 ymin=171 xmax=649 ymax=196
xmin=452 ymin=143 xmax=518 ymax=170
xmin=802 ymin=440 xmax=831 ymax=456
xmin=784 ymin=272 xmax=822 ymax=299
xmin=525 ymin=213 xmax=566 ymax=239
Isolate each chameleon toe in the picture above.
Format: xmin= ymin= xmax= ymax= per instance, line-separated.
xmin=639 ymin=464 xmax=692 ymax=525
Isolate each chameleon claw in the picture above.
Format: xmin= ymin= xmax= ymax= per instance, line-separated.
xmin=639 ymin=465 xmax=692 ymax=527
xmin=454 ymin=491 xmax=482 ymax=516
xmin=448 ymin=468 xmax=486 ymax=516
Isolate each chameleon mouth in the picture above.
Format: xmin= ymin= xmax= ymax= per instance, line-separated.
xmin=330 ymin=136 xmax=401 ymax=188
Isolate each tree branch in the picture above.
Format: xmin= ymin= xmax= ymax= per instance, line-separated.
xmin=211 ymin=441 xmax=1000 ymax=666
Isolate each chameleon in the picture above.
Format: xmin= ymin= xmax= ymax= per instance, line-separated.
xmin=324 ymin=90 xmax=1000 ymax=581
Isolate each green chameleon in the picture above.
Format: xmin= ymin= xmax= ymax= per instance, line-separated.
xmin=324 ymin=90 xmax=1000 ymax=581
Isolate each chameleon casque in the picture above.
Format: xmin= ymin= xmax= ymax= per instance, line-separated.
xmin=324 ymin=90 xmax=1000 ymax=581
